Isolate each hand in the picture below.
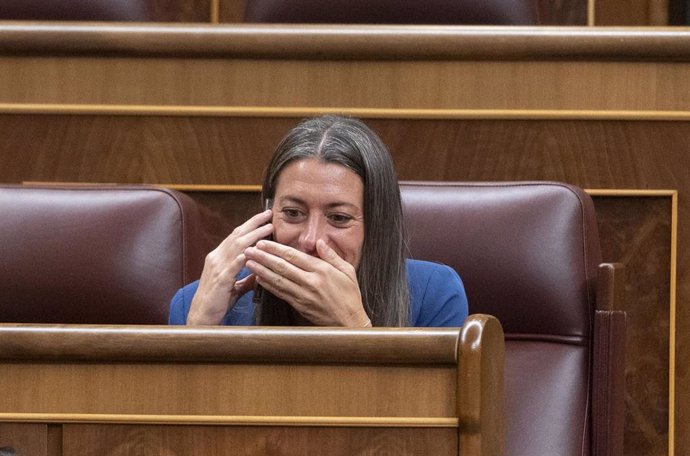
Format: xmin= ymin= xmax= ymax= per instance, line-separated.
xmin=187 ymin=209 xmax=273 ymax=325
xmin=244 ymin=239 xmax=372 ymax=327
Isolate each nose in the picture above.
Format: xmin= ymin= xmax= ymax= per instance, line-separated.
xmin=298 ymin=215 xmax=324 ymax=255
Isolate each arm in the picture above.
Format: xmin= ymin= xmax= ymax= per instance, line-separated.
xmin=408 ymin=261 xmax=469 ymax=327
xmin=186 ymin=209 xmax=273 ymax=325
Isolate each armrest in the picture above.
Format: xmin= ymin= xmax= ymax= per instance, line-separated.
xmin=459 ymin=314 xmax=505 ymax=456
xmin=593 ymin=263 xmax=627 ymax=456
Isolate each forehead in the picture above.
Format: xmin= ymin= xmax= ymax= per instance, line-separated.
xmin=275 ymin=158 xmax=363 ymax=205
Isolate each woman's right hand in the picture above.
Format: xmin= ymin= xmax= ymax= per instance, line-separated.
xmin=186 ymin=209 xmax=274 ymax=325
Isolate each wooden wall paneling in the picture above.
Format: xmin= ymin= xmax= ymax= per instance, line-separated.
xmin=592 ymin=194 xmax=674 ymax=456
xmin=218 ymin=0 xmax=245 ymax=23
xmin=0 ymin=423 xmax=48 ymax=456
xmin=595 ymin=0 xmax=669 ymax=24
xmin=2 ymin=115 xmax=690 ymax=185
xmin=0 ymin=361 xmax=454 ymax=418
xmin=62 ymin=425 xmax=456 ymax=455
xmin=2 ymin=58 xmax=690 ymax=111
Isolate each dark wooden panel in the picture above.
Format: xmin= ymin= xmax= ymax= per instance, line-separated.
xmin=0 ymin=423 xmax=48 ymax=456
xmin=63 ymin=424 xmax=457 ymax=455
xmin=4 ymin=116 xmax=688 ymax=187
xmin=594 ymin=196 xmax=672 ymax=456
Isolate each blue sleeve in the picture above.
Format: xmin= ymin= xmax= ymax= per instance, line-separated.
xmin=168 ymin=280 xmax=200 ymax=325
xmin=168 ymin=271 xmax=255 ymax=326
xmin=408 ymin=260 xmax=469 ymax=327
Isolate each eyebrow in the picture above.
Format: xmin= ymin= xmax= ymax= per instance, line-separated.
xmin=278 ymin=195 xmax=361 ymax=211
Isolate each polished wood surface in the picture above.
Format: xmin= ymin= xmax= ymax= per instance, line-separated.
xmin=0 ymin=325 xmax=459 ymax=363
xmin=1 ymin=24 xmax=690 ymax=60
xmin=61 ymin=425 xmax=457 ymax=455
xmin=0 ymin=316 xmax=504 ymax=456
xmin=0 ymin=424 xmax=47 ymax=456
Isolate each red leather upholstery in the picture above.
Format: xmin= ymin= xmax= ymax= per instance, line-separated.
xmin=244 ymin=0 xmax=539 ymax=25
xmin=0 ymin=185 xmax=206 ymax=324
xmin=399 ymin=181 xmax=624 ymax=456
xmin=0 ymin=0 xmax=150 ymax=21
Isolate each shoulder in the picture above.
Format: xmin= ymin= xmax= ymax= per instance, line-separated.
xmin=406 ymin=259 xmax=469 ymax=327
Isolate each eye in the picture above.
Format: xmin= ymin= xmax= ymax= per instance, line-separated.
xmin=328 ymin=213 xmax=354 ymax=226
xmin=280 ymin=208 xmax=305 ymax=222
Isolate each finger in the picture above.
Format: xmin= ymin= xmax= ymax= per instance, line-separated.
xmin=245 ymin=259 xmax=301 ymax=302
xmin=218 ymin=210 xmax=273 ymax=248
xmin=254 ymin=240 xmax=319 ymax=272
xmin=244 ymin=245 xmax=305 ymax=284
xmin=315 ymin=239 xmax=354 ymax=275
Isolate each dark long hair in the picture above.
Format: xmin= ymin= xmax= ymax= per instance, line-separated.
xmin=256 ymin=115 xmax=409 ymax=327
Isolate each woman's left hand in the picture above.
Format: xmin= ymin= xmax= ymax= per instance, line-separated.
xmin=244 ymin=239 xmax=372 ymax=327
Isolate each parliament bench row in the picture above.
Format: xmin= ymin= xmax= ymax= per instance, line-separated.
xmin=0 ymin=182 xmax=625 ymax=456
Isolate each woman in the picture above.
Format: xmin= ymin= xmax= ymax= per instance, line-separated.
xmin=169 ymin=115 xmax=467 ymax=327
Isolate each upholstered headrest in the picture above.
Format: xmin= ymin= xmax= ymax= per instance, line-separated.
xmin=0 ymin=0 xmax=151 ymax=21
xmin=400 ymin=181 xmax=601 ymax=340
xmin=244 ymin=0 xmax=539 ymax=25
xmin=0 ymin=185 xmax=206 ymax=324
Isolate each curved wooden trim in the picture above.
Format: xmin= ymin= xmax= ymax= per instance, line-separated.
xmin=586 ymin=189 xmax=677 ymax=197
xmin=458 ymin=314 xmax=504 ymax=456
xmin=168 ymin=185 xmax=678 ymax=197
xmin=669 ymin=191 xmax=678 ymax=456
xmin=164 ymin=184 xmax=262 ymax=192
xmin=210 ymin=0 xmax=220 ymax=24
xmin=2 ymin=103 xmax=690 ymax=121
xmin=587 ymin=0 xmax=595 ymax=26
xmin=0 ymin=324 xmax=460 ymax=364
xmin=0 ymin=413 xmax=458 ymax=427
xmin=1 ymin=24 xmax=690 ymax=61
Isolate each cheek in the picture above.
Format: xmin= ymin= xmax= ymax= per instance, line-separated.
xmin=273 ymin=220 xmax=300 ymax=246
xmin=333 ymin=230 xmax=365 ymax=265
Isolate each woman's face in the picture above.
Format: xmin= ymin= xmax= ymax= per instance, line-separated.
xmin=272 ymin=158 xmax=365 ymax=268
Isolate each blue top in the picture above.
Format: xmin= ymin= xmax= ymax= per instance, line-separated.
xmin=169 ymin=259 xmax=468 ymax=327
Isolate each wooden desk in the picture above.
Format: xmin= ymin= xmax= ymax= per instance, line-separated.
xmin=0 ymin=315 xmax=504 ymax=455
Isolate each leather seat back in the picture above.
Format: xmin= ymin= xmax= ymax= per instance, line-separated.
xmin=400 ymin=181 xmax=602 ymax=456
xmin=0 ymin=185 xmax=206 ymax=324
xmin=244 ymin=0 xmax=539 ymax=25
